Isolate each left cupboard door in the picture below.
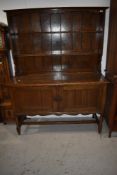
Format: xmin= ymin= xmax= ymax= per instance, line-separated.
xmin=11 ymin=86 xmax=56 ymax=115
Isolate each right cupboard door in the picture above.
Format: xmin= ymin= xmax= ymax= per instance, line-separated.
xmin=60 ymin=84 xmax=106 ymax=114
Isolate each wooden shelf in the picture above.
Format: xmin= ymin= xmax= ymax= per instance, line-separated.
xmin=8 ymin=72 xmax=106 ymax=86
xmin=13 ymin=51 xmax=100 ymax=57
xmin=10 ymin=30 xmax=103 ymax=35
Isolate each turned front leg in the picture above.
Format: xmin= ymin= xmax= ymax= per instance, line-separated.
xmin=98 ymin=113 xmax=103 ymax=133
xmin=15 ymin=115 xmax=22 ymax=135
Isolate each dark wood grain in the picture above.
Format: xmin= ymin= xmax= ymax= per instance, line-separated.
xmin=106 ymin=0 xmax=117 ymax=77
xmin=5 ymin=7 xmax=107 ymax=134
xmin=105 ymin=0 xmax=117 ymax=137
xmin=6 ymin=8 xmax=105 ymax=76
xmin=0 ymin=23 xmax=14 ymax=123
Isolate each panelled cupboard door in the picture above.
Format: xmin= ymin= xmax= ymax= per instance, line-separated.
xmin=59 ymin=84 xmax=106 ymax=113
xmin=12 ymin=86 xmax=56 ymax=115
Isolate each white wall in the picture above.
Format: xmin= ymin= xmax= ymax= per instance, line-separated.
xmin=102 ymin=8 xmax=110 ymax=75
xmin=0 ymin=0 xmax=110 ymax=75
xmin=0 ymin=0 xmax=110 ymax=24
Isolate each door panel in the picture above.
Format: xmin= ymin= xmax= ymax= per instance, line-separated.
xmin=12 ymin=86 xmax=56 ymax=114
xmin=60 ymin=84 xmax=105 ymax=113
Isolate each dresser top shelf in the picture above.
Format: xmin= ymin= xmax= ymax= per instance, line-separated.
xmin=7 ymin=72 xmax=106 ymax=86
